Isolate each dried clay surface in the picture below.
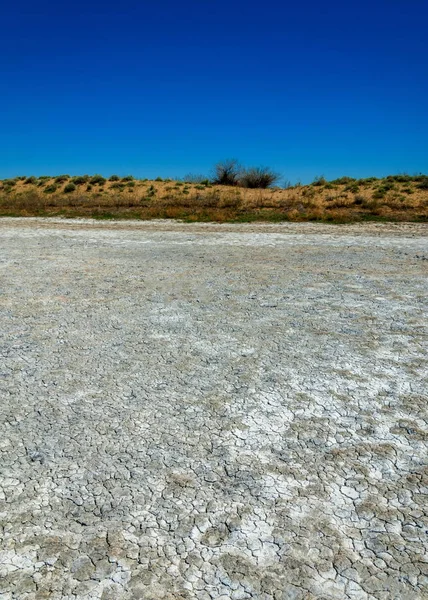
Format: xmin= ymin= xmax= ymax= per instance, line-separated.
xmin=0 ymin=218 xmax=427 ymax=600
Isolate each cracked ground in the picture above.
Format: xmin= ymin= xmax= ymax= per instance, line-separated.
xmin=0 ymin=218 xmax=427 ymax=600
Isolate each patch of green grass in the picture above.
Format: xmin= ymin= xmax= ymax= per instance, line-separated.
xmin=90 ymin=211 xmax=149 ymax=220
xmin=90 ymin=213 xmax=119 ymax=220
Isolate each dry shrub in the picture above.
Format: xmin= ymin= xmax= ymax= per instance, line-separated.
xmin=195 ymin=190 xmax=221 ymax=208
xmin=287 ymin=208 xmax=304 ymax=220
xmin=158 ymin=194 xmax=194 ymax=208
xmin=302 ymin=187 xmax=316 ymax=199
xmin=275 ymin=193 xmax=299 ymax=208
xmin=218 ymin=191 xmax=241 ymax=209
xmin=10 ymin=191 xmax=44 ymax=212
xmin=300 ymin=198 xmax=318 ymax=209
xmin=327 ymin=196 xmax=353 ymax=209
xmin=245 ymin=191 xmax=278 ymax=209
xmin=212 ymin=159 xmax=241 ymax=186
xmin=239 ymin=167 xmax=280 ymax=189
xmin=364 ymin=199 xmax=382 ymax=214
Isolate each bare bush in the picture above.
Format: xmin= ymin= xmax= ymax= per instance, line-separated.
xmin=212 ymin=159 xmax=241 ymax=186
xmin=239 ymin=167 xmax=281 ymax=189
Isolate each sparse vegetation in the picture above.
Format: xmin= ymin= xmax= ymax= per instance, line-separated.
xmin=0 ymin=171 xmax=427 ymax=222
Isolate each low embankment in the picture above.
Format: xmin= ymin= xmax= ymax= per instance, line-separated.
xmin=1 ymin=174 xmax=427 ymax=222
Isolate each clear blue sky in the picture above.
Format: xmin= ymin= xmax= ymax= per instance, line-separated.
xmin=1 ymin=0 xmax=427 ymax=183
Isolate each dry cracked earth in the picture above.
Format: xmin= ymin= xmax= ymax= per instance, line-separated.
xmin=0 ymin=218 xmax=427 ymax=600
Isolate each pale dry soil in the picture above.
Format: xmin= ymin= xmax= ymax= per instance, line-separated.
xmin=0 ymin=218 xmax=427 ymax=600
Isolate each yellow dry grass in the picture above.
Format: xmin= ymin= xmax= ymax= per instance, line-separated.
xmin=1 ymin=176 xmax=427 ymax=223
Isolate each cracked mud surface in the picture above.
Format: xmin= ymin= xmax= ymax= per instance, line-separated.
xmin=0 ymin=218 xmax=427 ymax=600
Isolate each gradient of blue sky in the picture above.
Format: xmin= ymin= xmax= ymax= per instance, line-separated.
xmin=1 ymin=0 xmax=427 ymax=183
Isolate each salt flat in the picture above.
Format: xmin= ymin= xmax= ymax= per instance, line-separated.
xmin=0 ymin=218 xmax=427 ymax=600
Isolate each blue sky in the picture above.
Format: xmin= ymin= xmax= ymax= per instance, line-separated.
xmin=1 ymin=0 xmax=427 ymax=183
